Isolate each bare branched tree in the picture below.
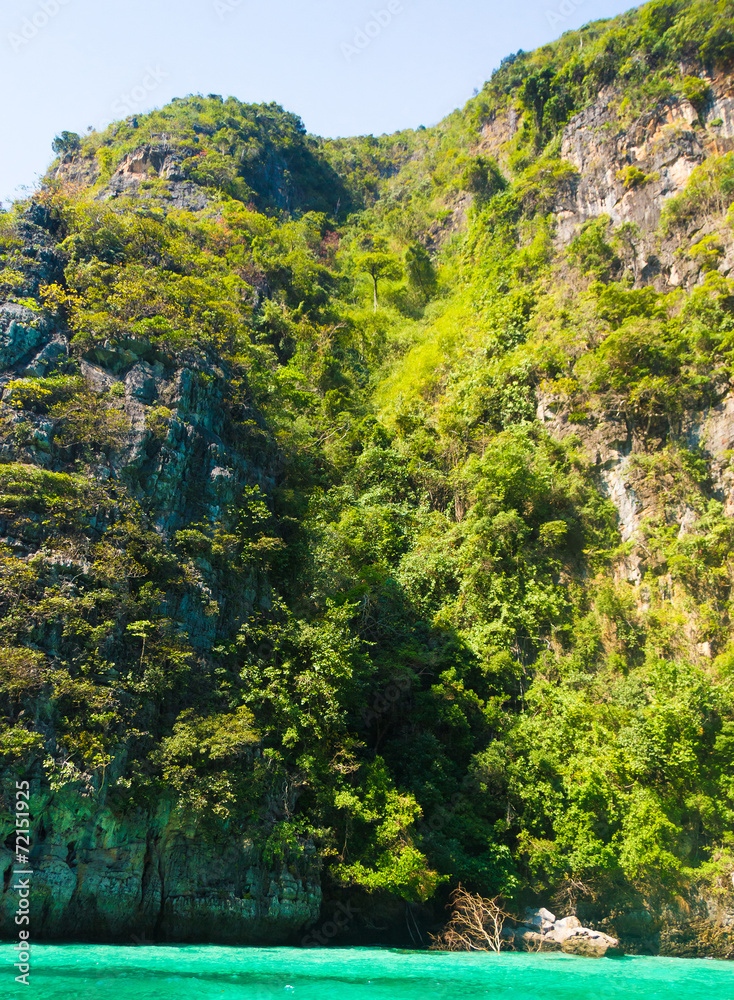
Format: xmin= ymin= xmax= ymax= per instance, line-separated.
xmin=429 ymin=885 xmax=511 ymax=953
xmin=550 ymin=875 xmax=596 ymax=916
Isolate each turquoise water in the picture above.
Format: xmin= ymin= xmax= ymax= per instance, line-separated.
xmin=1 ymin=945 xmax=732 ymax=999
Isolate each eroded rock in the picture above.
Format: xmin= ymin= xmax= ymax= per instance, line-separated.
xmin=505 ymin=908 xmax=623 ymax=957
xmin=523 ymin=906 xmax=556 ymax=930
xmin=561 ymin=929 xmax=624 ymax=958
xmin=0 ymin=787 xmax=320 ymax=943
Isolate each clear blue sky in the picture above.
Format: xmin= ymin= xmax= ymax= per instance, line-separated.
xmin=1 ymin=0 xmax=636 ymax=206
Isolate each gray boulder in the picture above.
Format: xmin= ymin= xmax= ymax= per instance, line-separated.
xmin=561 ymin=928 xmax=624 ymax=958
xmin=508 ymin=909 xmax=623 ymax=957
xmin=0 ymin=303 xmax=52 ymax=369
xmin=523 ymin=906 xmax=556 ymax=930
xmin=545 ymin=915 xmax=583 ymax=944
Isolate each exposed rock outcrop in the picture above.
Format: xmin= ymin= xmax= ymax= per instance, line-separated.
xmin=0 ymin=784 xmax=320 ymax=943
xmin=0 ymin=207 xmax=312 ymax=943
xmin=503 ymin=907 xmax=624 ymax=957
xmin=555 ymin=72 xmax=734 ymax=247
xmin=53 ymin=142 xmax=209 ymax=211
xmin=102 ymin=145 xmax=209 ymax=211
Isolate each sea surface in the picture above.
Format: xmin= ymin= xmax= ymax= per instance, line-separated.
xmin=1 ymin=944 xmax=733 ymax=999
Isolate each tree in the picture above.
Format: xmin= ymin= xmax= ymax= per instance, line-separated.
xmin=52 ymin=131 xmax=81 ymax=156
xmin=461 ymin=156 xmax=506 ymax=204
xmin=355 ymin=241 xmax=402 ymax=312
xmin=405 ymin=242 xmax=437 ymax=303
xmin=430 ymin=885 xmax=511 ymax=953
xmin=518 ymin=69 xmax=572 ymax=147
xmin=519 ymin=69 xmax=556 ymax=132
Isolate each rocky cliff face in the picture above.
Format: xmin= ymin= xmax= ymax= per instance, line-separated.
xmin=54 ymin=143 xmax=209 ymax=211
xmin=0 ymin=207 xmax=320 ymax=943
xmin=481 ymin=70 xmax=734 ymax=958
xmin=515 ymin=72 xmax=734 ymax=562
xmin=1 ymin=784 xmax=320 ymax=943
xmin=554 ymin=71 xmax=734 ymax=286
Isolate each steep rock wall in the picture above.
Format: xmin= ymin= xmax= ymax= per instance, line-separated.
xmin=554 ymin=72 xmax=734 ymax=286
xmin=1 ymin=784 xmax=320 ymax=943
xmin=0 ymin=210 xmax=318 ymax=943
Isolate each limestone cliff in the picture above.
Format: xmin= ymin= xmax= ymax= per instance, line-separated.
xmin=1 ymin=784 xmax=320 ymax=943
xmin=0 ymin=207 xmax=318 ymax=942
xmin=3 ymin=4 xmax=734 ymax=957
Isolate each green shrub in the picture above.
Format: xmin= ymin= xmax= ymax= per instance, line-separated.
xmin=568 ymin=216 xmax=620 ymax=281
xmin=4 ymin=376 xmax=83 ymax=413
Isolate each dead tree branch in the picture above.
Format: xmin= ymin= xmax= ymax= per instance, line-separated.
xmin=429 ymin=885 xmax=511 ymax=953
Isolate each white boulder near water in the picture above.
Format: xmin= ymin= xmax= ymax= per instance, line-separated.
xmin=502 ymin=908 xmax=624 ymax=958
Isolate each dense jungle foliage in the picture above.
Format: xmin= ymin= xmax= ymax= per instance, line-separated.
xmin=2 ymin=0 xmax=734 ymax=920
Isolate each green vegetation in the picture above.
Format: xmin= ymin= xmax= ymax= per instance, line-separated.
xmin=660 ymin=152 xmax=734 ymax=232
xmin=3 ymin=0 xmax=734 ymax=932
xmin=51 ymin=132 xmax=81 ymax=156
